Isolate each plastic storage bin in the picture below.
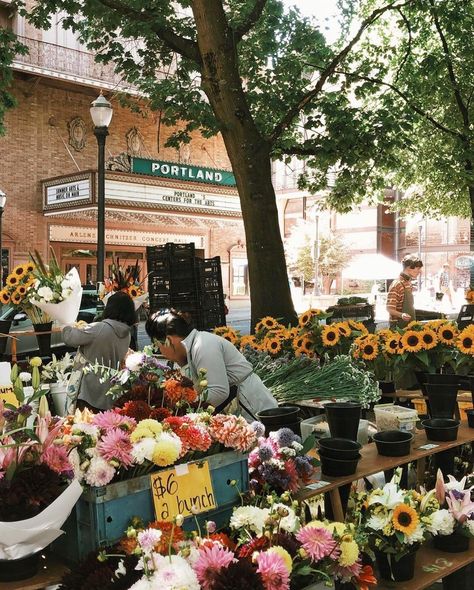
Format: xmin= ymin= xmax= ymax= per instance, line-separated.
xmin=53 ymin=451 xmax=248 ymax=563
xmin=374 ymin=404 xmax=418 ymax=432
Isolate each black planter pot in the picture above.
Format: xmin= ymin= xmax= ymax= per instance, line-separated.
xmin=256 ymin=406 xmax=300 ymax=435
xmin=334 ymin=581 xmax=357 ymax=590
xmin=435 ymin=448 xmax=457 ymax=479
xmin=375 ymin=548 xmax=417 ymax=582
xmin=0 ymin=319 xmax=12 ymax=360
xmin=417 ymin=372 xmax=460 ymax=386
xmin=466 ymin=409 xmax=474 ymax=428
xmin=324 ymin=402 xmax=361 ymax=442
xmin=33 ymin=321 xmax=53 ymax=358
xmin=422 ymin=418 xmax=460 ymax=442
xmin=0 ymin=552 xmax=41 ymax=582
xmin=372 ymin=430 xmax=413 ymax=457
xmin=434 ymin=531 xmax=470 ymax=553
xmin=317 ymin=437 xmax=361 ymax=459
xmin=319 ymin=453 xmax=360 ymax=477
xmin=424 ymin=383 xmax=459 ymax=419
xmin=379 ymin=381 xmax=396 ymax=394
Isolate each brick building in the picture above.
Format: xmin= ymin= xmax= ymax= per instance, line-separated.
xmin=0 ymin=4 xmax=249 ymax=299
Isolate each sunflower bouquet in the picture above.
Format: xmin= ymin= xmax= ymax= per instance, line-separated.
xmin=454 ymin=323 xmax=474 ymax=374
xmin=101 ymin=258 xmax=147 ymax=310
xmin=352 ymin=472 xmax=440 ymax=561
xmin=0 ymin=261 xmax=51 ymax=323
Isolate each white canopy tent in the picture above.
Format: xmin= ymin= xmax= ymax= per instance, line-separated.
xmin=342 ymin=253 xmax=401 ymax=281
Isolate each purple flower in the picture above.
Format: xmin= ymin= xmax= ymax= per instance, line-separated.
xmin=250 ymin=421 xmax=266 ymax=437
xmin=295 ymin=456 xmax=313 ymax=476
xmin=18 ymin=404 xmax=32 ymax=417
xmin=274 ymin=428 xmax=297 ymax=448
xmin=258 ymin=444 xmax=274 ymax=462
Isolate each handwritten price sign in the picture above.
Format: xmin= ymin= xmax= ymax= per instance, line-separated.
xmin=150 ymin=461 xmax=216 ymax=521
xmin=0 ymin=385 xmax=18 ymax=407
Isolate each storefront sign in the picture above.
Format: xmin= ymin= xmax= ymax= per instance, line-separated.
xmin=150 ymin=461 xmax=216 ymax=521
xmin=455 ymin=255 xmax=473 ymax=269
xmin=132 ymin=157 xmax=236 ymax=187
xmin=106 ymin=179 xmax=241 ymax=214
xmin=49 ymin=225 xmax=206 ymax=249
xmin=46 ymin=179 xmax=90 ymax=205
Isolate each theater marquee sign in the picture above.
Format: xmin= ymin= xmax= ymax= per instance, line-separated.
xmin=49 ymin=225 xmax=206 ymax=249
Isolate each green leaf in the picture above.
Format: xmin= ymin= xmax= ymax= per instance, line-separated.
xmin=302 ymin=433 xmax=316 ymax=454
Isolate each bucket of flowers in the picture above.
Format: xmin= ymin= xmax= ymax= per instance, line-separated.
xmin=0 ymin=369 xmax=82 ymax=582
xmin=352 ymin=471 xmax=440 ymax=582
xmin=430 ymin=469 xmax=474 ymax=553
xmin=100 ymin=258 xmax=148 ymax=311
xmin=41 ymin=352 xmax=75 ymax=416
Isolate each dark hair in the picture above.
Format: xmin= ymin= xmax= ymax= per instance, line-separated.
xmin=145 ymin=308 xmax=193 ymax=342
xmin=402 ymin=254 xmax=423 ymax=269
xmin=102 ymin=291 xmax=137 ymax=326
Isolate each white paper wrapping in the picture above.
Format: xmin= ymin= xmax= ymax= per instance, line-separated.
xmin=30 ymin=267 xmax=83 ymax=326
xmin=0 ymin=479 xmax=82 ymax=560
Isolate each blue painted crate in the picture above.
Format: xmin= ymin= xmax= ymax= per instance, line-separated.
xmin=53 ymin=451 xmax=248 ymax=563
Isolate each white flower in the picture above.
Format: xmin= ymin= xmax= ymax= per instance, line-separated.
xmin=137 ymin=528 xmax=163 ymax=555
xmin=273 ymin=503 xmax=300 ymax=532
xmin=132 ymin=438 xmax=157 ymax=463
xmin=464 ymin=519 xmax=474 ymax=536
xmin=84 ymin=456 xmax=115 ymax=486
xmin=428 ymin=509 xmax=456 ymax=536
xmin=151 ymin=554 xmax=200 ymax=590
xmin=72 ymin=423 xmax=99 ymax=438
xmin=68 ymin=448 xmax=84 ymax=482
xmin=230 ymin=506 xmax=269 ymax=534
xmin=125 ymin=352 xmax=146 ymax=372
xmin=367 ymin=512 xmax=391 ymax=531
xmin=37 ymin=286 xmax=54 ymax=302
xmin=128 ymin=578 xmax=154 ymax=590
xmin=405 ymin=523 xmax=425 ymax=545
xmin=61 ymin=288 xmax=72 ymax=299
xmin=19 ymin=372 xmax=32 ymax=383
xmin=292 ymin=441 xmax=303 ymax=452
xmin=368 ymin=482 xmax=405 ymax=509
xmin=115 ymin=559 xmax=126 ymax=577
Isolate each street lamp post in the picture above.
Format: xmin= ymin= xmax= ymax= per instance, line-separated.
xmin=418 ymin=221 xmax=423 ymax=291
xmin=0 ymin=190 xmax=6 ymax=287
xmin=90 ymin=93 xmax=113 ymax=307
xmin=313 ymin=213 xmax=320 ymax=296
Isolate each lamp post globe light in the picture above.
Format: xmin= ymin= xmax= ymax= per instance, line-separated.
xmin=90 ymin=92 xmax=113 ymax=307
xmin=0 ymin=190 xmax=6 ymax=287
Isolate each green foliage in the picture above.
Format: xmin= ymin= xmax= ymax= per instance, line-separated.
xmin=0 ymin=28 xmax=27 ymax=136
xmin=294 ymin=237 xmax=315 ymax=282
xmin=318 ymin=234 xmax=351 ymax=279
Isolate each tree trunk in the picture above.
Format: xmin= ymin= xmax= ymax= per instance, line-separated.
xmin=470 ymin=185 xmax=474 ymax=289
xmin=192 ymin=0 xmax=297 ymax=328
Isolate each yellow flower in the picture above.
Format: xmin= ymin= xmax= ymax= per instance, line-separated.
xmin=348 ymin=320 xmax=368 ymax=334
xmin=406 ymin=320 xmax=422 ymax=329
xmin=6 ymin=273 xmax=19 ymax=287
xmin=138 ymin=419 xmax=162 ymax=434
xmin=292 ymin=335 xmax=306 ymax=350
xmin=221 ymin=330 xmax=238 ymax=345
xmin=11 ymin=264 xmax=27 ymax=279
xmin=339 ymin=539 xmax=359 ymax=567
xmin=298 ymin=309 xmax=320 ymax=327
xmin=392 ymin=503 xmax=419 ymax=536
xmin=152 ymin=438 xmax=180 ymax=466
xmin=25 ymin=262 xmax=35 ymax=273
xmin=438 ymin=323 xmax=458 ymax=344
xmin=420 ymin=328 xmax=438 ymax=350
xmin=29 ymin=357 xmax=42 ymax=367
xmin=361 ymin=341 xmax=378 ymax=361
xmin=257 ymin=316 xmax=278 ymax=331
xmin=300 ymin=335 xmax=314 ymax=354
xmin=400 ymin=330 xmax=422 ymax=353
xmin=0 ymin=290 xmax=10 ymax=305
xmin=214 ymin=326 xmax=229 ymax=336
xmin=266 ymin=337 xmax=282 ymax=355
xmin=457 ymin=329 xmax=474 ymax=355
xmin=385 ymin=333 xmax=401 ymax=354
xmin=336 ymin=321 xmax=352 ymax=337
xmin=239 ymin=335 xmax=256 ymax=350
xmin=321 ymin=325 xmax=340 ymax=347
xmin=266 ymin=546 xmax=292 ymax=573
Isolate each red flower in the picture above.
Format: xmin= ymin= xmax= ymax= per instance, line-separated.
xmin=354 ymin=565 xmax=377 ymax=590
xmin=150 ymin=407 xmax=171 ymax=421
xmin=119 ymin=400 xmax=152 ymax=421
xmin=238 ymin=536 xmax=269 ymax=558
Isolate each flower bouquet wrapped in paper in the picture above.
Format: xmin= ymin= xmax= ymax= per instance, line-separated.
xmin=28 ymin=249 xmax=82 ymax=325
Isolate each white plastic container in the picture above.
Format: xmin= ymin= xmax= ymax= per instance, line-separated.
xmin=374 ymin=403 xmax=418 ymax=432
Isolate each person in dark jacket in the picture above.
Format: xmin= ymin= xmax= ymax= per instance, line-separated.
xmin=63 ymin=291 xmax=136 ymax=411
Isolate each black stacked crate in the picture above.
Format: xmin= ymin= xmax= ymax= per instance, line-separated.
xmin=147 ymin=244 xmax=226 ymax=331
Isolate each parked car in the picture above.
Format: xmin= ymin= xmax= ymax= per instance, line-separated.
xmin=0 ymin=288 xmax=98 ymax=359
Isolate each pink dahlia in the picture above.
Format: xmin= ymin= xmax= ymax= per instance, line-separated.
xmin=193 ymin=543 xmax=236 ymax=589
xmin=256 ymin=550 xmax=290 ymax=590
xmin=97 ymin=428 xmax=133 ymax=466
xmin=296 ymin=525 xmax=339 ymax=562
xmin=42 ymin=444 xmax=73 ymax=475
xmin=209 ymin=415 xmax=257 ymax=452
xmin=333 ymin=560 xmax=363 ymax=581
xmin=92 ymin=410 xmax=136 ymax=431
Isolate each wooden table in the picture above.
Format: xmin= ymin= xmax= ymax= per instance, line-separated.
xmin=8 ymin=328 xmax=62 ymax=362
xmin=0 ymin=553 xmax=69 ymax=590
xmin=297 ymin=422 xmax=474 ymax=519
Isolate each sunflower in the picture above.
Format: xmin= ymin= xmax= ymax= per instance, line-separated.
xmin=6 ymin=274 xmax=19 ymax=287
xmin=127 ymin=286 xmax=139 ymax=298
xmin=438 ymin=323 xmax=458 ymax=344
xmin=321 ymin=325 xmax=340 ymax=346
xmin=336 ymin=321 xmax=352 ymax=337
xmin=16 ymin=285 xmax=27 ymax=296
xmin=406 ymin=320 xmax=422 ymax=329
xmin=300 ymin=335 xmax=314 ymax=353
xmin=266 ymin=337 xmax=282 ymax=355
xmin=221 ymin=331 xmax=238 ymax=345
xmin=0 ymin=290 xmax=10 ymax=305
xmin=420 ymin=328 xmax=438 ymax=350
xmin=288 ymin=326 xmax=299 ymax=339
xmin=10 ymin=291 xmax=22 ymax=305
xmin=258 ymin=316 xmax=278 ymax=330
xmin=298 ymin=308 xmax=320 ymax=327
xmin=214 ymin=326 xmax=229 ymax=336
xmin=25 ymin=262 xmax=35 ymax=273
xmin=239 ymin=335 xmax=256 ymax=349
xmin=400 ymin=330 xmax=422 ymax=353
xmin=392 ymin=504 xmax=419 ymax=536
xmin=348 ymin=320 xmax=368 ymax=334
xmin=11 ymin=264 xmax=27 ymax=279
xmin=294 ymin=346 xmax=313 ymax=358
xmin=385 ymin=333 xmax=401 ymax=354
xmin=361 ymin=341 xmax=378 ymax=361
xmin=457 ymin=329 xmax=474 ymax=355
xmin=292 ymin=335 xmax=306 ymax=350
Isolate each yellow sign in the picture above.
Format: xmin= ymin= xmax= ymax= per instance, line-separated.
xmin=0 ymin=386 xmax=18 ymax=408
xmin=150 ymin=460 xmax=216 ymax=521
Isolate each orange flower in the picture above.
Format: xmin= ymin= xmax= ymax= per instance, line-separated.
xmin=354 ymin=565 xmax=377 ymax=590
xmin=163 ymin=378 xmax=198 ymax=403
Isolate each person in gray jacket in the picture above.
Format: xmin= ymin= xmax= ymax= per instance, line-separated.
xmin=145 ymin=309 xmax=277 ymax=421
xmin=63 ymin=291 xmax=136 ymax=411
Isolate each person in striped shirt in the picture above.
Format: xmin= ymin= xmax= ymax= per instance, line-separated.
xmin=386 ymin=255 xmax=423 ymax=327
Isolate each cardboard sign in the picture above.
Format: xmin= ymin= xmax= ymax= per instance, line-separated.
xmin=0 ymin=362 xmax=17 ymax=407
xmin=150 ymin=460 xmax=216 ymax=521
